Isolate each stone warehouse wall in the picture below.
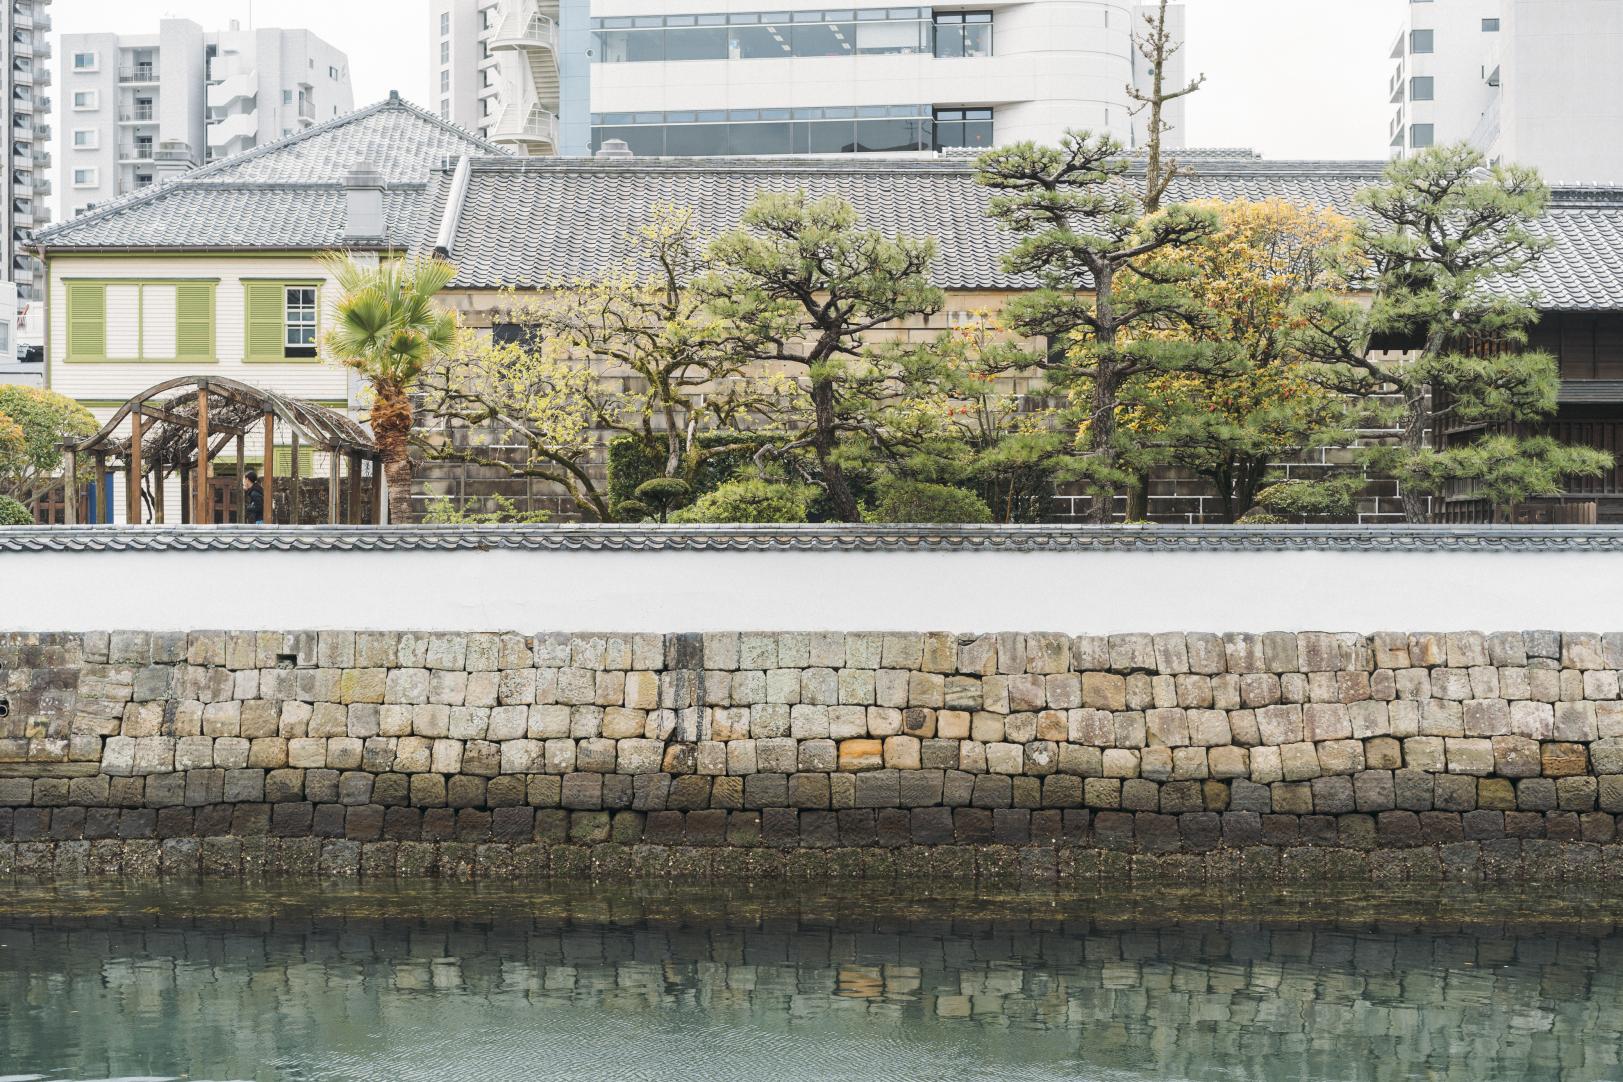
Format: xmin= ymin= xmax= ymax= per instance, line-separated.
xmin=11 ymin=628 xmax=1623 ymax=880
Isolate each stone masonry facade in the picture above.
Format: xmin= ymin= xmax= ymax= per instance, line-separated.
xmin=10 ymin=628 xmax=1623 ymax=881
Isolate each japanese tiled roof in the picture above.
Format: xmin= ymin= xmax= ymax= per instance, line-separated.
xmin=35 ymin=93 xmax=504 ymax=252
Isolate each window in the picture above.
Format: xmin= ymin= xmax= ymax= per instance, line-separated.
xmin=441 ymin=70 xmax=451 ymax=93
xmin=283 ymin=89 xmax=293 ymax=104
xmin=440 ymin=99 xmax=450 ymax=118
xmin=934 ymin=11 xmax=993 ymax=58
xmin=592 ymin=9 xmax=934 ymax=63
xmin=441 ymin=11 xmax=450 ymax=35
xmin=933 ymin=107 xmax=994 ymax=148
xmin=329 ymin=65 xmax=340 ymax=79
xmin=72 ymin=90 xmax=97 ymax=110
xmin=64 ymin=281 xmax=216 ymax=362
xmin=72 ymin=129 xmax=97 ymax=148
xmin=1482 ymin=17 xmax=1500 ymax=31
xmin=1410 ymin=123 xmax=1435 ymax=148
xmin=441 ymin=41 xmax=450 ymax=63
xmin=72 ymin=168 xmax=98 ymax=187
xmin=1410 ymin=76 xmax=1434 ymax=101
xmin=1410 ymin=29 xmax=1433 ymax=53
xmin=72 ymin=51 xmax=97 ymax=71
xmin=245 ymin=281 xmax=320 ymax=361
xmin=591 ymin=104 xmax=936 ymax=157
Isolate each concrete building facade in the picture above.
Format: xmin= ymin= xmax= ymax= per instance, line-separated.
xmin=434 ymin=0 xmax=1184 ymax=158
xmin=59 ymin=19 xmax=355 ymax=218
xmin=7 ymin=0 xmax=51 ymax=304
xmin=1390 ymin=0 xmax=1623 ymax=183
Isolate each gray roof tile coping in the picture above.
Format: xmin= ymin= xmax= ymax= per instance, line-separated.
xmin=6 ymin=524 xmax=1623 ymax=553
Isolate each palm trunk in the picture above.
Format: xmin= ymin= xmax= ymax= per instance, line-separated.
xmin=370 ymin=384 xmax=416 ymax=526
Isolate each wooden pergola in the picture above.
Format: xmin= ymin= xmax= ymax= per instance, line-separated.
xmin=62 ymin=376 xmax=382 ymax=526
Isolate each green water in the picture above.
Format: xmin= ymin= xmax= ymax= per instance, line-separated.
xmin=3 ymin=880 xmax=1623 ymax=1081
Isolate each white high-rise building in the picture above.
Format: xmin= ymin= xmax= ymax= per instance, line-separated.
xmin=432 ymin=1 xmax=1185 ymax=158
xmin=1390 ymin=0 xmax=1623 ymax=183
xmin=59 ymin=19 xmax=355 ymax=217
xmin=7 ymin=0 xmax=51 ymax=304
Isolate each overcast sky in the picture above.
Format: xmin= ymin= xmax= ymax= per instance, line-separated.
xmin=49 ymin=0 xmax=1409 ymax=215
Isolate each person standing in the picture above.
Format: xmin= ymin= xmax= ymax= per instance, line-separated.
xmin=242 ymin=469 xmax=265 ymax=524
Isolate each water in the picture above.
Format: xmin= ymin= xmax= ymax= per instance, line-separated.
xmin=4 ymin=880 xmax=1623 ymax=1082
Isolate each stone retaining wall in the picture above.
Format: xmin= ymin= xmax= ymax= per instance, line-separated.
xmin=10 ymin=628 xmax=1623 ymax=880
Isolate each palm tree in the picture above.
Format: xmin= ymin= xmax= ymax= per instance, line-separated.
xmin=321 ymin=254 xmax=458 ymax=524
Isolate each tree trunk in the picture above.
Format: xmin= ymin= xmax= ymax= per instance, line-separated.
xmin=1399 ymin=386 xmax=1428 ymax=524
xmin=1125 ymin=473 xmax=1150 ymax=522
xmin=370 ymin=384 xmax=416 ymax=526
xmin=811 ymin=376 xmax=860 ymax=522
xmin=1084 ymin=365 xmax=1120 ymax=526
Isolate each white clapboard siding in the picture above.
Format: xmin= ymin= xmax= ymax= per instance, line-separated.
xmin=141 ymin=285 xmax=178 ymax=359
xmin=48 ymin=255 xmax=352 ymax=405
xmin=103 ymin=285 xmax=141 ymax=361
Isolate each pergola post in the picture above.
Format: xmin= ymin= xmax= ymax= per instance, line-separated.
xmin=63 ymin=449 xmax=78 ymax=526
xmin=371 ymin=455 xmax=384 ymax=525
xmin=288 ymin=428 xmax=301 ymax=525
xmin=327 ymin=449 xmax=341 ymax=523
xmin=195 ymin=388 xmax=211 ymax=525
xmin=126 ymin=412 xmax=143 ymax=526
xmin=179 ymin=465 xmax=190 ymax=524
xmin=262 ymin=412 xmax=276 ymax=525
xmin=152 ymin=464 xmax=165 ymax=525
xmin=235 ymin=434 xmax=246 ymax=524
xmin=93 ymin=452 xmax=107 ymax=524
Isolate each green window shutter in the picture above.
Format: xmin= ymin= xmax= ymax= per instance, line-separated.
xmin=66 ymin=283 xmax=106 ymax=359
xmin=245 ymin=281 xmax=285 ymax=361
xmin=175 ymin=282 xmax=215 ymax=360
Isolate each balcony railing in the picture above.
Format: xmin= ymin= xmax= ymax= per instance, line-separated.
xmin=490 ymin=103 xmax=557 ymax=147
xmin=118 ymin=143 xmax=154 ymax=161
xmin=119 ymin=64 xmax=156 ymax=83
xmin=119 ymin=107 xmax=155 ymax=122
xmin=298 ymin=98 xmax=315 ymax=121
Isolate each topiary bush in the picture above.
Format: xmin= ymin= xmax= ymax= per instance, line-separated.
xmin=0 ymin=494 xmax=32 ymax=526
xmin=606 ymin=433 xmax=773 ymax=515
xmin=1250 ymin=476 xmax=1363 ymax=522
xmin=669 ymin=479 xmax=816 ymax=524
xmin=867 ymin=479 xmax=993 ymax=524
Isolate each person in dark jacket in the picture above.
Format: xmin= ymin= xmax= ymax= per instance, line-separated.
xmin=242 ymin=469 xmax=265 ymax=524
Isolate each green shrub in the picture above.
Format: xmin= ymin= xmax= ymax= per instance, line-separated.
xmin=422 ymin=495 xmax=550 ymax=525
xmin=1235 ymin=510 xmax=1287 ymax=525
xmin=867 ymin=479 xmax=993 ymax=524
xmin=606 ymin=433 xmax=772 ymax=514
xmin=669 ymin=479 xmax=815 ymax=523
xmin=0 ymin=494 xmax=31 ymax=525
xmin=1251 ymin=477 xmax=1363 ymax=522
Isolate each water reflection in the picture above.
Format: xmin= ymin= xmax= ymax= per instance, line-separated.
xmin=3 ymin=882 xmax=1623 ymax=1081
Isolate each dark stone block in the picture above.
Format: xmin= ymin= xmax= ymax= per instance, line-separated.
xmin=667 ymin=775 xmax=712 ymax=811
xmin=1161 ymin=781 xmax=1203 ymax=815
xmin=1062 ymin=809 xmax=1090 ymax=841
xmin=798 ymin=810 xmax=837 ymax=847
xmin=1011 ymin=776 xmax=1042 ymax=809
xmin=1545 ymin=811 xmax=1581 ymax=841
xmin=561 ymin=773 xmax=603 ymax=810
xmin=194 ymin=804 xmax=233 ymax=838
xmin=420 ymin=807 xmax=457 ymax=841
xmin=491 ymin=806 xmax=534 ymax=842
xmin=145 ymin=773 xmax=186 ymax=808
xmin=1376 ymin=810 xmax=1421 ymax=847
xmin=601 ymin=774 xmax=634 ymax=810
xmin=953 ymin=807 xmax=993 ymax=844
xmin=1393 ymin=769 xmax=1434 ymax=811
xmin=48 ymin=806 xmax=85 ymax=841
xmin=710 ymin=776 xmax=743 ymax=810
xmin=568 ymin=811 xmax=609 ymax=844
xmin=270 ymin=802 xmax=313 ymax=837
xmin=611 ymin=810 xmax=644 ymax=845
xmin=1419 ymin=811 xmax=1463 ymax=844
xmin=992 ymin=809 xmax=1031 ymax=846
xmin=1433 ymin=774 xmax=1477 ymax=812
xmin=1260 ymin=814 xmax=1299 ymax=846
xmin=533 ymin=808 xmax=568 ymax=844
xmin=761 ymin=807 xmax=799 ymax=847
xmin=185 ymin=769 xmax=225 ymax=807
xmin=264 ymin=769 xmax=305 ymax=803
xmin=486 ymin=775 xmax=525 ymax=808
xmin=1462 ymin=809 xmax=1504 ymax=840
xmin=109 ymin=777 xmax=146 ymax=807
xmin=1179 ymin=812 xmax=1221 ymax=851
xmin=447 ymin=776 xmax=487 ymax=809
xmin=1135 ymin=812 xmax=1180 ymax=854
xmin=1310 ymin=777 xmax=1356 ymax=815
xmin=1581 ymin=811 xmax=1616 ymax=844
xmin=789 ymin=773 xmax=830 ymax=809
xmin=725 ymin=811 xmax=759 ymax=847
xmin=897 ymin=770 xmax=943 ymax=808
xmin=685 ymin=809 xmax=727 ymax=846
xmin=855 ymin=771 xmax=901 ymax=810
xmin=1030 ymin=809 xmax=1063 ymax=844
xmin=743 ymin=773 xmax=788 ymax=809
xmin=1222 ymin=810 xmax=1263 ymax=847
xmin=876 ymin=808 xmax=911 ymax=847
xmin=1230 ymin=780 xmax=1272 ymax=814
xmin=229 ymin=804 xmax=270 ymax=837
xmin=1093 ymin=810 xmax=1134 ymax=851
xmin=632 ymin=773 xmax=671 ymax=811
xmin=345 ymin=804 xmax=385 ymax=841
xmin=85 ymin=807 xmax=120 ymax=840
xmin=1121 ymin=779 xmax=1159 ymax=812
xmin=305 ymin=770 xmax=340 ymax=805
xmin=455 ymin=808 xmax=492 ymax=842
xmin=1042 ymin=775 xmax=1083 ymax=808
xmin=1299 ymin=814 xmax=1337 ymax=847
xmin=382 ymin=806 xmax=421 ymax=840
xmin=911 ymin=807 xmax=954 ymax=845
xmin=1504 ymin=810 xmax=1545 ymax=838
xmin=1337 ymin=813 xmax=1376 ymax=850
xmin=942 ymin=770 xmax=974 ymax=807
xmin=311 ymin=803 xmax=347 ymax=838
xmin=971 ymin=774 xmax=1012 ymax=808
xmin=371 ymin=773 xmax=410 ymax=807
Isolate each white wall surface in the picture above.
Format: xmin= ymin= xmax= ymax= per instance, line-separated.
xmin=3 ymin=542 xmax=1620 ymax=633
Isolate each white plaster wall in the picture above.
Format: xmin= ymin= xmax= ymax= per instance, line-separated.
xmin=3 ymin=543 xmax=1620 ymax=633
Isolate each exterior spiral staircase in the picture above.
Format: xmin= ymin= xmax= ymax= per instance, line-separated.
xmin=489 ymin=0 xmax=561 ymax=156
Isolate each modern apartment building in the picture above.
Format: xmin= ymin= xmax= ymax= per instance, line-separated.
xmin=7 ymin=0 xmax=51 ymax=303
xmin=430 ymin=0 xmax=591 ymax=155
xmin=1390 ymin=0 xmax=1623 ymax=183
xmin=59 ymin=19 xmax=355 ymax=217
xmin=433 ymin=1 xmax=1184 ymax=158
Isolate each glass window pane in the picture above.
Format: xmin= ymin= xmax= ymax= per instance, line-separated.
xmin=962 ymin=23 xmax=992 ymax=56
xmin=1410 ymin=123 xmax=1434 ymax=148
xmin=626 ymin=29 xmax=664 ymax=62
xmin=961 ymin=119 xmax=993 ymax=147
xmin=594 ymin=125 xmax=666 ymax=156
xmin=792 ymin=22 xmax=852 ymax=56
xmin=665 ymin=123 xmax=729 ymax=155
xmin=664 ymin=27 xmax=727 ymax=61
xmin=1410 ymin=29 xmax=1433 ymax=53
xmin=855 ymin=118 xmax=916 ymax=152
xmin=934 ymin=120 xmax=965 ymax=148
xmin=729 ymin=121 xmax=793 ymax=155
xmin=934 ymin=24 xmax=964 ymax=57
xmin=731 ymin=25 xmax=790 ymax=58
xmin=1410 ymin=76 xmax=1433 ymax=101
xmin=805 ymin=119 xmax=857 ymax=153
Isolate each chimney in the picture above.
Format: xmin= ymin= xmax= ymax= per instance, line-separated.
xmin=154 ymin=140 xmax=196 ymax=182
xmin=594 ymin=139 xmax=634 ymax=160
xmin=343 ymin=162 xmax=386 ymax=243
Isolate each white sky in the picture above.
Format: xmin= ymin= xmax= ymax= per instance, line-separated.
xmin=48 ymin=0 xmax=1409 ymax=216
